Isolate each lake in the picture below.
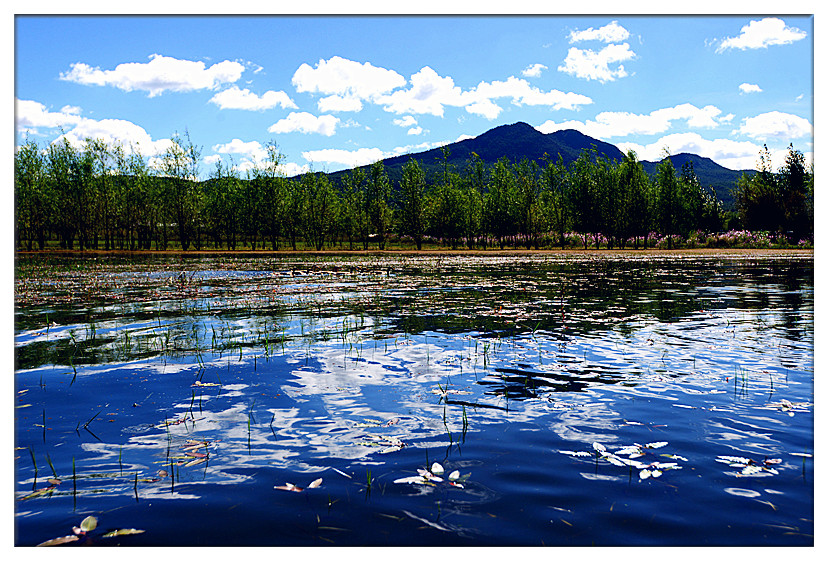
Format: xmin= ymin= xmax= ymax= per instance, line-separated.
xmin=14 ymin=252 xmax=814 ymax=546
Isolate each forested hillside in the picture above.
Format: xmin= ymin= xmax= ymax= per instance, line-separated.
xmin=14 ymin=126 xmax=813 ymax=252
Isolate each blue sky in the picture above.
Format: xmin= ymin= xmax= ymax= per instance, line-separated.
xmin=14 ymin=12 xmax=815 ymax=178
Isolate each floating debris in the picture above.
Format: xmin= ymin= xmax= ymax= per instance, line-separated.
xmin=716 ymin=455 xmax=783 ymax=477
xmin=560 ymin=441 xmax=685 ymax=481
xmin=395 ymin=463 xmax=469 ymax=489
xmin=274 ymin=477 xmax=323 ymax=493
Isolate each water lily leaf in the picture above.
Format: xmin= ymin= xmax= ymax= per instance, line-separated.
xmin=36 ymin=535 xmax=79 ymax=547
xmin=308 ymin=478 xmax=323 ymax=489
xmin=274 ymin=482 xmax=303 ymax=492
xmin=183 ymin=458 xmax=207 ymax=468
xmin=102 ymin=528 xmax=145 ymax=538
xmin=80 ymin=516 xmax=98 ymax=532
xmin=394 ymin=476 xmax=429 ymax=485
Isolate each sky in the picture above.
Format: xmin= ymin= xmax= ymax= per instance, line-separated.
xmin=13 ymin=10 xmax=816 ymax=179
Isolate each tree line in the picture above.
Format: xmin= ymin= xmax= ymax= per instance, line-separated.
xmin=14 ymin=132 xmax=813 ymax=252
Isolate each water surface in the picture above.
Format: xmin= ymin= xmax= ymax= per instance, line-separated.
xmin=14 ymin=253 xmax=814 ymax=546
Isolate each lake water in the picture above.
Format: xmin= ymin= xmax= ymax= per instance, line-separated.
xmin=14 ymin=252 xmax=814 ymax=546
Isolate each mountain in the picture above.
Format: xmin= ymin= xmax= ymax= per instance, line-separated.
xmin=323 ymin=122 xmax=751 ymax=208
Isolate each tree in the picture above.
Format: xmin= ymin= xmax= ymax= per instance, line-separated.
xmin=617 ymin=150 xmax=649 ymax=249
xmin=398 ymin=158 xmax=428 ymax=250
xmin=540 ymin=154 xmax=570 ymax=249
xmin=15 ymin=138 xmax=50 ymax=250
xmin=483 ymin=157 xmax=517 ymax=249
xmin=655 ymin=153 xmax=679 ymax=249
xmin=366 ymin=161 xmax=392 ymax=249
xmin=301 ymin=171 xmax=339 ymax=251
xmin=778 ymin=144 xmax=811 ymax=239
xmin=732 ymin=145 xmax=781 ymax=232
xmin=158 ymin=130 xmax=202 ymax=250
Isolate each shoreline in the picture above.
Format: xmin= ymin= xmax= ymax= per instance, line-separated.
xmin=14 ymin=247 xmax=814 ymax=258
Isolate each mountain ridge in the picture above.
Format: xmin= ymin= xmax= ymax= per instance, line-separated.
xmin=323 ymin=121 xmax=751 ymax=207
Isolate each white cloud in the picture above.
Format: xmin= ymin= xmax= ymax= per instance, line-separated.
xmin=16 ymin=98 xmax=82 ymax=132
xmin=292 ymin=56 xmax=406 ymax=104
xmin=212 ymin=138 xmax=267 ymax=160
xmin=317 ymin=94 xmax=363 ymax=112
xmin=392 ymin=116 xmax=418 ymax=128
xmin=736 ymin=111 xmax=812 ymax=141
xmin=717 ymin=17 xmax=807 ymax=52
xmin=301 ymin=147 xmax=385 ymax=168
xmin=407 ymin=126 xmax=424 ymax=136
xmin=462 ymin=76 xmax=593 ymax=119
xmin=521 ymin=63 xmax=548 ymax=78
xmin=60 ymin=54 xmax=245 ymax=97
xmin=738 ymin=83 xmax=762 ymax=94
xmin=536 ymin=103 xmax=724 ymax=138
xmin=268 ymin=112 xmax=340 ymax=136
xmin=568 ymin=21 xmax=630 ymax=44
xmin=58 ymin=117 xmax=172 ymax=156
xmin=376 ymin=66 xmax=465 ymax=117
xmin=558 ymin=43 xmax=635 ymax=83
xmin=209 ymin=86 xmax=297 ymax=111
xmin=616 ymin=133 xmax=765 ymax=170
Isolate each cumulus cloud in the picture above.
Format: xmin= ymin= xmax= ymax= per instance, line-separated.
xmin=616 ymin=133 xmax=766 ymax=170
xmin=301 ymin=147 xmax=385 ymax=168
xmin=376 ymin=66 xmax=466 ymax=117
xmin=16 ymin=98 xmax=82 ymax=132
xmin=536 ymin=103 xmax=725 ymax=138
xmin=736 ymin=111 xmax=812 ymax=141
xmin=717 ymin=17 xmax=807 ymax=52
xmin=377 ymin=68 xmax=592 ymax=119
xmin=268 ymin=112 xmax=340 ymax=136
xmin=209 ymin=86 xmax=297 ymax=111
xmin=292 ymin=56 xmax=406 ymax=111
xmin=521 ymin=63 xmax=548 ymax=78
xmin=558 ymin=43 xmax=635 ymax=83
xmin=15 ymin=98 xmax=167 ymax=156
xmin=317 ymin=95 xmax=364 ymax=112
xmin=212 ymin=138 xmax=267 ymax=160
xmin=60 ymin=54 xmax=245 ymax=97
xmin=567 ymin=20 xmax=630 ymax=44
xmin=392 ymin=116 xmax=418 ymax=128
xmin=738 ymin=83 xmax=762 ymax=94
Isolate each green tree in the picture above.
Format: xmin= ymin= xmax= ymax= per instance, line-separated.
xmin=655 ymin=153 xmax=679 ymax=249
xmin=483 ymin=157 xmax=517 ymax=249
xmin=15 ymin=138 xmax=50 ymax=250
xmin=301 ymin=171 xmax=339 ymax=251
xmin=398 ymin=158 xmax=428 ymax=250
xmin=366 ymin=161 xmax=392 ymax=249
xmin=158 ymin=130 xmax=202 ymax=250
xmin=778 ymin=144 xmax=811 ymax=239
xmin=617 ymin=150 xmax=650 ymax=249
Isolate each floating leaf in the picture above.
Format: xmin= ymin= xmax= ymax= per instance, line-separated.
xmin=102 ymin=528 xmax=145 ymax=538
xmin=645 ymin=441 xmax=668 ymax=449
xmin=36 ymin=535 xmax=80 ymax=547
xmin=274 ymin=482 xmax=302 ymax=492
xmin=80 ymin=516 xmax=98 ymax=533
xmin=183 ymin=457 xmax=207 ymax=468
xmin=308 ymin=478 xmax=323 ymax=489
xmin=394 ymin=476 xmax=429 ymax=485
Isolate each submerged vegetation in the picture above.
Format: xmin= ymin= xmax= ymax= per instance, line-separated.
xmin=14 ymin=253 xmax=813 ymax=546
xmin=14 ymin=132 xmax=813 ymax=253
